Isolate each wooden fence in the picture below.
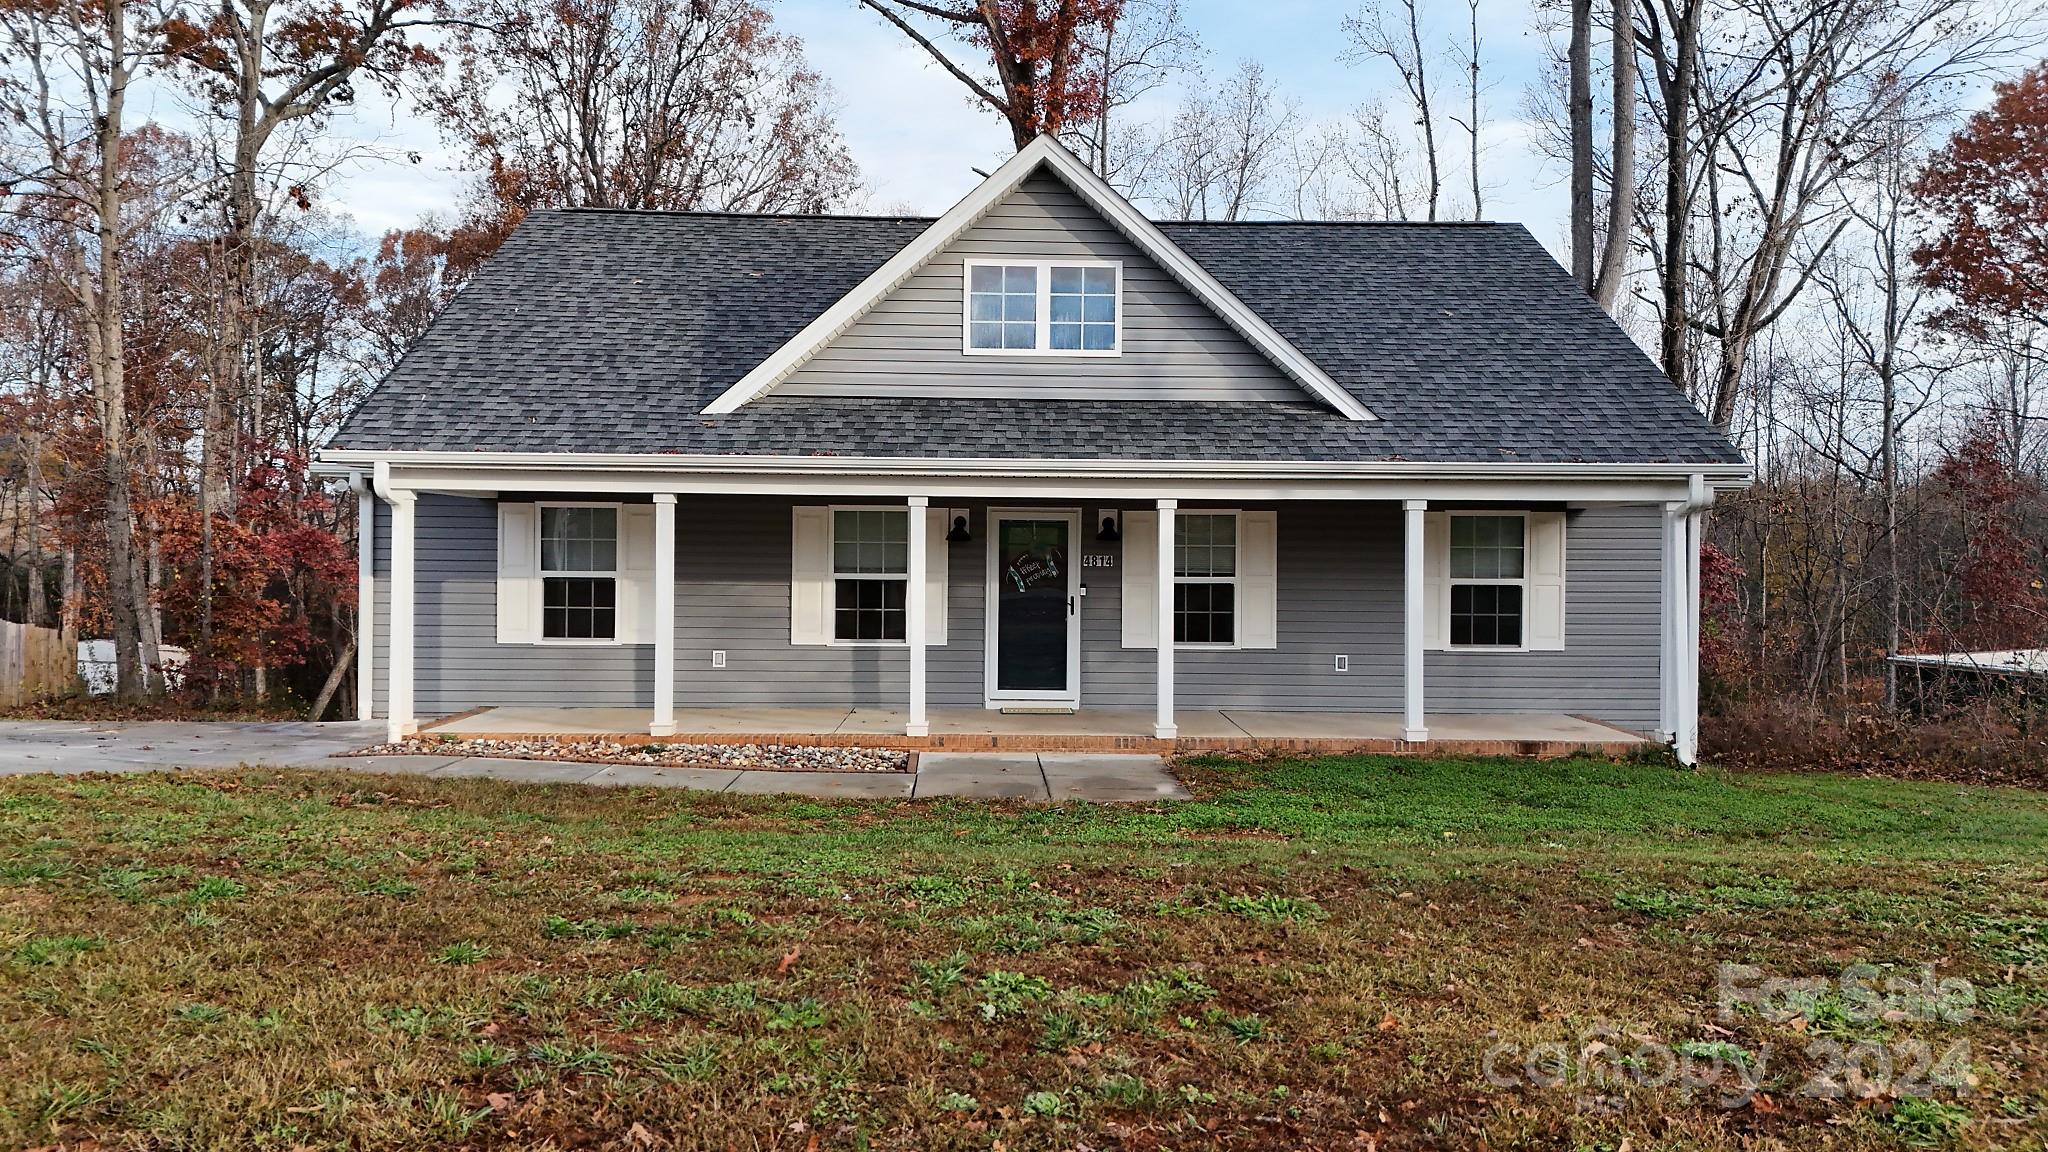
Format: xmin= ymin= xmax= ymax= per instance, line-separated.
xmin=0 ymin=621 xmax=79 ymax=707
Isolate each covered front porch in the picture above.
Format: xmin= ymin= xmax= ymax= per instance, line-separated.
xmin=344 ymin=463 xmax=1724 ymax=766
xmin=421 ymin=704 xmax=1645 ymax=758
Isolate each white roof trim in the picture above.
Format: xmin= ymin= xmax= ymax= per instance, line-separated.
xmin=697 ymin=135 xmax=1377 ymax=422
xmin=318 ymin=448 xmax=1751 ymax=488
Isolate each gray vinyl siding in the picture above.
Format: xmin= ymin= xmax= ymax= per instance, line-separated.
xmin=373 ymin=495 xmax=1664 ymax=732
xmin=777 ymin=171 xmax=1306 ymax=402
xmin=371 ymin=494 xmax=650 ymax=713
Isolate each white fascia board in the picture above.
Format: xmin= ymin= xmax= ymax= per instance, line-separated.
xmin=315 ymin=449 xmax=1753 ymax=496
xmin=697 ymin=134 xmax=1377 ymax=422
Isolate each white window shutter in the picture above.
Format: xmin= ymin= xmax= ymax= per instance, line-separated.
xmin=926 ymin=507 xmax=950 ymax=647
xmin=618 ymin=505 xmax=657 ymax=644
xmin=790 ymin=507 xmax=831 ymax=645
xmin=496 ymin=502 xmax=540 ymax=644
xmin=1121 ymin=510 xmax=1157 ymax=649
xmin=1238 ymin=510 xmax=1278 ymax=649
xmin=1423 ymin=511 xmax=1449 ymax=651
xmin=1527 ymin=511 xmax=1567 ymax=650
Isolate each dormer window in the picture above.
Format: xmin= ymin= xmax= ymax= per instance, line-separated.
xmin=964 ymin=259 xmax=1120 ymax=355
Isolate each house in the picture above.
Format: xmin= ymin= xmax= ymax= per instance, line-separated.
xmin=317 ymin=136 xmax=1748 ymax=764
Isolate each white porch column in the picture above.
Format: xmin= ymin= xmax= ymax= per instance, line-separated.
xmin=650 ymin=494 xmax=677 ymax=737
xmin=353 ymin=472 xmax=374 ymax=722
xmin=1401 ymin=499 xmax=1429 ymax=743
xmin=1660 ymin=501 xmax=1685 ymax=745
xmin=1678 ymin=507 xmax=1704 ymax=766
xmin=385 ymin=488 xmax=416 ymax=744
xmin=1154 ymin=499 xmax=1177 ymax=739
xmin=906 ymin=496 xmax=929 ymax=737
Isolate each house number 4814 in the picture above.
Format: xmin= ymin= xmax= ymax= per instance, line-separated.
xmin=1081 ymin=554 xmax=1116 ymax=568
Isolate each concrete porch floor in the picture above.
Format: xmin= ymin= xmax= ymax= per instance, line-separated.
xmin=424 ymin=705 xmax=1645 ymax=757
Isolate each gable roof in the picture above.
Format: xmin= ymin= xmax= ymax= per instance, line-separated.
xmin=324 ymin=210 xmax=1744 ymax=467
xmin=699 ymin=135 xmax=1376 ymax=421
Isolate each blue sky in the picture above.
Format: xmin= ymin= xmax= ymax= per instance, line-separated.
xmin=316 ymin=0 xmax=1573 ymax=252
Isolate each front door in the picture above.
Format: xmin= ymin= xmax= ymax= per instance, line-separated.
xmin=988 ymin=511 xmax=1079 ymax=704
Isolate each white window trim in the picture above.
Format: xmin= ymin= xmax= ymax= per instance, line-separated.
xmin=960 ymin=257 xmax=1123 ymax=357
xmin=828 ymin=504 xmax=912 ymax=648
xmin=1444 ymin=510 xmax=1531 ymax=653
xmin=1174 ymin=508 xmax=1241 ymax=651
xmin=537 ymin=500 xmax=625 ymax=647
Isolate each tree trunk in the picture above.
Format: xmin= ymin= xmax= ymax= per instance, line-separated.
xmin=1592 ymin=0 xmax=1637 ymax=311
xmin=1466 ymin=0 xmax=1482 ymax=219
xmin=308 ymin=638 xmax=353 ymax=721
xmin=1657 ymin=0 xmax=1699 ymax=396
xmin=1568 ymin=0 xmax=1595 ymax=290
xmin=78 ymin=0 xmax=156 ymax=701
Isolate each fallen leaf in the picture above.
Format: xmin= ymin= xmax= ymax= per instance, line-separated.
xmin=777 ymin=945 xmax=801 ymax=974
xmin=1377 ymin=1013 xmax=1399 ymax=1032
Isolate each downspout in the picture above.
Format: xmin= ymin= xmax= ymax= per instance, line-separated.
xmin=1676 ymin=473 xmax=1714 ymax=765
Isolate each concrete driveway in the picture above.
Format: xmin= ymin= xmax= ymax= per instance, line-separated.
xmin=0 ymin=721 xmax=1189 ymax=802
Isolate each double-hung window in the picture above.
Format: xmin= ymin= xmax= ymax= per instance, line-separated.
xmin=965 ymin=260 xmax=1120 ymax=354
xmin=540 ymin=506 xmax=618 ymax=641
xmin=1173 ymin=512 xmax=1237 ymax=646
xmin=1448 ymin=513 xmax=1526 ymax=648
xmin=832 ymin=508 xmax=909 ymax=642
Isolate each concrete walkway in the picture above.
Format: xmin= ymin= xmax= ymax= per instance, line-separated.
xmin=0 ymin=721 xmax=1189 ymax=802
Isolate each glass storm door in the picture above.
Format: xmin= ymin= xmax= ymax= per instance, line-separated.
xmin=993 ymin=515 xmax=1075 ymax=698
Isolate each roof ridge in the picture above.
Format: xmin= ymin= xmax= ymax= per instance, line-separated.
xmin=548 ymin=206 xmax=936 ymax=223
xmin=539 ymin=205 xmax=1510 ymax=229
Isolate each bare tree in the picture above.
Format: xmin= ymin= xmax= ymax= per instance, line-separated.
xmin=1066 ymin=0 xmax=1199 ymax=184
xmin=1451 ymin=0 xmax=1484 ymax=219
xmin=1687 ymin=0 xmax=2033 ymax=430
xmin=1569 ymin=0 xmax=1595 ymax=285
xmin=1593 ymin=0 xmax=1637 ymax=310
xmin=1343 ymin=0 xmax=1442 ymax=220
xmin=0 ymin=0 xmax=163 ymax=696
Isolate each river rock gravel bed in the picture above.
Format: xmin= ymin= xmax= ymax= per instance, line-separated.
xmin=349 ymin=736 xmax=910 ymax=773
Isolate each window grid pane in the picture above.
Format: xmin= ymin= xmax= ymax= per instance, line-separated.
xmin=541 ymin=507 xmax=618 ymax=575
xmin=542 ymin=576 xmax=617 ymax=640
xmin=1050 ymin=263 xmax=1116 ymax=352
xmin=1174 ymin=581 xmax=1236 ymax=645
xmin=834 ymin=577 xmax=906 ymax=641
xmin=832 ymin=510 xmax=909 ymax=575
xmin=968 ymin=265 xmax=1039 ymax=350
xmin=1174 ymin=514 xmax=1237 ymax=577
xmin=1449 ymin=582 xmax=1523 ymax=648
xmin=1449 ymin=515 xmax=1525 ymax=580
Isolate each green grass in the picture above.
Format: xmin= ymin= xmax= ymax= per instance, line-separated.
xmin=0 ymin=755 xmax=2042 ymax=1149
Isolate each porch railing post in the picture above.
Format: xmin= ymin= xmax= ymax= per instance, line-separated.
xmin=906 ymin=496 xmax=929 ymax=737
xmin=1402 ymin=499 xmax=1428 ymax=743
xmin=385 ymin=487 xmax=416 ymax=745
xmin=1154 ymin=499 xmax=1177 ymax=740
xmin=650 ymin=494 xmax=677 ymax=737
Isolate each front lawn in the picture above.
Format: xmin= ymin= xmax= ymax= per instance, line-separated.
xmin=2 ymin=756 xmax=2044 ymax=1149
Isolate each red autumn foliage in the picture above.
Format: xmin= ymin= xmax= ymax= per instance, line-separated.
xmin=1924 ymin=431 xmax=2048 ymax=651
xmin=1698 ymin=542 xmax=1746 ymax=678
xmin=862 ymin=0 xmax=1121 ymax=149
xmin=158 ymin=447 xmax=355 ymax=695
xmin=1912 ymin=62 xmax=2048 ymax=332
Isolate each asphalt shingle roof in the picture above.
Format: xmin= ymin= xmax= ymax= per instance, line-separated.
xmin=327 ymin=208 xmax=1743 ymax=466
